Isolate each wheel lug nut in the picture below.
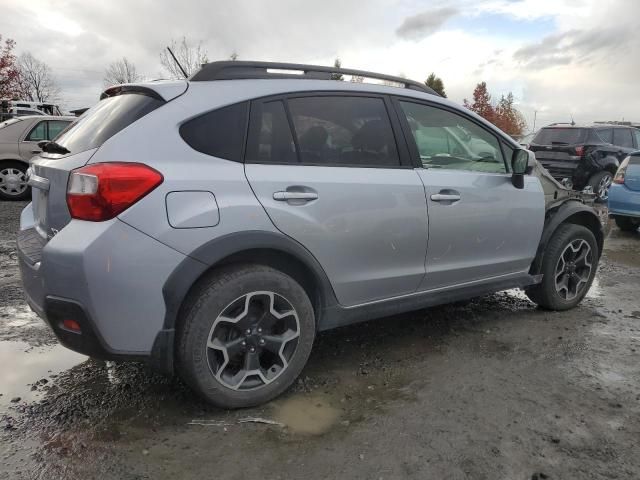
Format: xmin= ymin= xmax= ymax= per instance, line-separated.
xmin=257 ymin=328 xmax=262 ymax=333
xmin=241 ymin=341 xmax=246 ymax=347
xmin=250 ymin=346 xmax=256 ymax=353
xmin=259 ymin=339 xmax=265 ymax=345
xmin=245 ymin=329 xmax=251 ymax=335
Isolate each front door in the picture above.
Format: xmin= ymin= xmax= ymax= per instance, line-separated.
xmin=395 ymin=99 xmax=545 ymax=291
xmin=244 ymin=94 xmax=428 ymax=306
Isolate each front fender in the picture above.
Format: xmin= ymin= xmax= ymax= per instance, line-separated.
xmin=529 ymin=200 xmax=604 ymax=275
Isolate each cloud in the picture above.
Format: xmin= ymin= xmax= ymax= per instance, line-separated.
xmin=513 ymin=27 xmax=632 ymax=69
xmin=395 ymin=7 xmax=458 ymax=40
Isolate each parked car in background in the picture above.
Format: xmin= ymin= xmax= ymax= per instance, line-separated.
xmin=609 ymin=152 xmax=640 ymax=232
xmin=18 ymin=61 xmax=603 ymax=408
xmin=0 ymin=115 xmax=74 ymax=200
xmin=529 ymin=123 xmax=640 ymax=201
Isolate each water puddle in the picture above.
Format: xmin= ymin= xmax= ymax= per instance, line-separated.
xmin=0 ymin=341 xmax=86 ymax=409
xmin=272 ymin=395 xmax=341 ymax=435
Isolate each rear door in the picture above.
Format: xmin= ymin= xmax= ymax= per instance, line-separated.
xmin=395 ymin=99 xmax=544 ymax=291
xmin=244 ymin=93 xmax=428 ymax=306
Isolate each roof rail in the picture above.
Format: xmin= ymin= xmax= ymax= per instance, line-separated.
xmin=190 ymin=61 xmax=438 ymax=95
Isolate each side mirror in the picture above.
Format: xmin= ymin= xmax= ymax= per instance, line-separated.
xmin=511 ymin=149 xmax=529 ymax=189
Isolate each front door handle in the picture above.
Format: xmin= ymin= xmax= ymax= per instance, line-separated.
xmin=273 ymin=191 xmax=318 ymax=201
xmin=430 ymin=193 xmax=461 ymax=202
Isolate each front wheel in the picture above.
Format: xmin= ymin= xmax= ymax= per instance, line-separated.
xmin=177 ymin=264 xmax=315 ymax=408
xmin=526 ymin=224 xmax=599 ymax=310
xmin=0 ymin=161 xmax=30 ymax=201
xmin=614 ymin=216 xmax=639 ymax=232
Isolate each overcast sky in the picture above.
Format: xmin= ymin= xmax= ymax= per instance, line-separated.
xmin=2 ymin=0 xmax=638 ymax=130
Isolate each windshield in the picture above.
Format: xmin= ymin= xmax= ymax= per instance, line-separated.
xmin=54 ymin=92 xmax=164 ymax=154
xmin=532 ymin=128 xmax=586 ymax=145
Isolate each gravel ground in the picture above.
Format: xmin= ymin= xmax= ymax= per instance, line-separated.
xmin=1 ymin=200 xmax=639 ymax=480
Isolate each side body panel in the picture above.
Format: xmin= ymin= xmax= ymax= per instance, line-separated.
xmin=416 ymin=170 xmax=545 ymax=290
xmin=245 ymin=164 xmax=428 ymax=305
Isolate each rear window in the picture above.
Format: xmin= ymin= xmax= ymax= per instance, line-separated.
xmin=532 ymin=128 xmax=586 ymax=145
xmin=54 ymin=92 xmax=164 ymax=154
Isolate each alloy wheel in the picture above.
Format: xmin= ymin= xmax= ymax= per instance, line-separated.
xmin=206 ymin=291 xmax=300 ymax=391
xmin=554 ymin=239 xmax=593 ymax=301
xmin=0 ymin=167 xmax=27 ymax=197
xmin=597 ymin=173 xmax=612 ymax=201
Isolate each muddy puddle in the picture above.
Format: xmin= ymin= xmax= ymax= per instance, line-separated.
xmin=0 ymin=341 xmax=86 ymax=409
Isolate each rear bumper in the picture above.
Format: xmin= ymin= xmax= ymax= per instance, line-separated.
xmin=18 ymin=203 xmax=187 ymax=368
xmin=608 ymin=184 xmax=640 ymax=218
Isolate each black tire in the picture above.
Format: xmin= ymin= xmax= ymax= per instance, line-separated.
xmin=0 ymin=161 xmax=30 ymax=201
xmin=526 ymin=224 xmax=598 ymax=311
xmin=177 ymin=264 xmax=315 ymax=408
xmin=614 ymin=216 xmax=639 ymax=232
xmin=587 ymin=171 xmax=613 ymax=203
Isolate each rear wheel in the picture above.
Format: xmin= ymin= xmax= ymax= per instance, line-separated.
xmin=615 ymin=216 xmax=640 ymax=232
xmin=0 ymin=161 xmax=30 ymax=201
xmin=177 ymin=264 xmax=315 ymax=408
xmin=587 ymin=171 xmax=613 ymax=202
xmin=526 ymin=224 xmax=598 ymax=310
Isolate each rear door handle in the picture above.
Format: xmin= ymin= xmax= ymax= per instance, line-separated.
xmin=430 ymin=193 xmax=460 ymax=202
xmin=273 ymin=191 xmax=318 ymax=201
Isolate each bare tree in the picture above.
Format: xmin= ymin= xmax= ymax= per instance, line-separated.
xmin=104 ymin=57 xmax=143 ymax=87
xmin=160 ymin=37 xmax=208 ymax=78
xmin=17 ymin=52 xmax=61 ymax=103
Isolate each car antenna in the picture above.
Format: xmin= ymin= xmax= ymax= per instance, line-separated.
xmin=570 ymin=114 xmax=575 ymax=126
xmin=166 ymin=46 xmax=188 ymax=79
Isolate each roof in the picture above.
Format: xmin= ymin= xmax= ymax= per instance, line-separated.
xmin=190 ymin=61 xmax=439 ymax=96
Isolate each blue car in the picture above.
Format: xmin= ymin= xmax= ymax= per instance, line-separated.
xmin=609 ymin=152 xmax=640 ymax=232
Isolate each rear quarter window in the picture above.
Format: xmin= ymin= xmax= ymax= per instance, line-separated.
xmin=532 ymin=128 xmax=586 ymax=145
xmin=179 ymin=102 xmax=248 ymax=162
xmin=54 ymin=92 xmax=164 ymax=154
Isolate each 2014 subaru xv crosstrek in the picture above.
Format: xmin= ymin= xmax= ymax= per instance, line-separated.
xmin=18 ymin=62 xmax=604 ymax=408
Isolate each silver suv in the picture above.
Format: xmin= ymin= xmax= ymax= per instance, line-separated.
xmin=18 ymin=62 xmax=603 ymax=408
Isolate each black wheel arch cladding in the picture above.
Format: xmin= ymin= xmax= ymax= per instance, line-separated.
xmin=161 ymin=230 xmax=339 ymax=332
xmin=530 ymin=200 xmax=604 ymax=276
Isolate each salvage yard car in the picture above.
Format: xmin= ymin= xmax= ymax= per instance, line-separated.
xmin=0 ymin=115 xmax=74 ymax=200
xmin=609 ymin=152 xmax=640 ymax=232
xmin=18 ymin=62 xmax=603 ymax=408
xmin=529 ymin=123 xmax=640 ymax=202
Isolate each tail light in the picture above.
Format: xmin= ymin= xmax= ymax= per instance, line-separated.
xmin=67 ymin=163 xmax=163 ymax=221
xmin=613 ymin=157 xmax=630 ymax=185
xmin=575 ymin=145 xmax=585 ymax=157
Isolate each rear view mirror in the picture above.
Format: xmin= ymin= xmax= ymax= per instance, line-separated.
xmin=511 ymin=149 xmax=529 ymax=189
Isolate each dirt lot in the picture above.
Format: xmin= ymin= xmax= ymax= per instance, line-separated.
xmin=1 ymin=200 xmax=639 ymax=480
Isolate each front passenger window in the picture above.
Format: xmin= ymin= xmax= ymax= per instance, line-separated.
xmin=399 ymin=101 xmax=506 ymax=174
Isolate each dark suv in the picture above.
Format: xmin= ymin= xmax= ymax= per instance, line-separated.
xmin=529 ymin=124 xmax=640 ymax=201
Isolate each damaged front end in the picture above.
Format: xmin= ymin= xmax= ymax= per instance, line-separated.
xmin=531 ymin=158 xmax=597 ymax=210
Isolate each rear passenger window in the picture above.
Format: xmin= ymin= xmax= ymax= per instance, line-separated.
xmin=246 ymin=101 xmax=297 ymax=164
xmin=26 ymin=121 xmax=47 ymax=141
xmin=613 ymin=128 xmax=633 ymax=149
xmin=287 ymin=96 xmax=400 ymax=167
xmin=180 ymin=102 xmax=248 ymax=162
